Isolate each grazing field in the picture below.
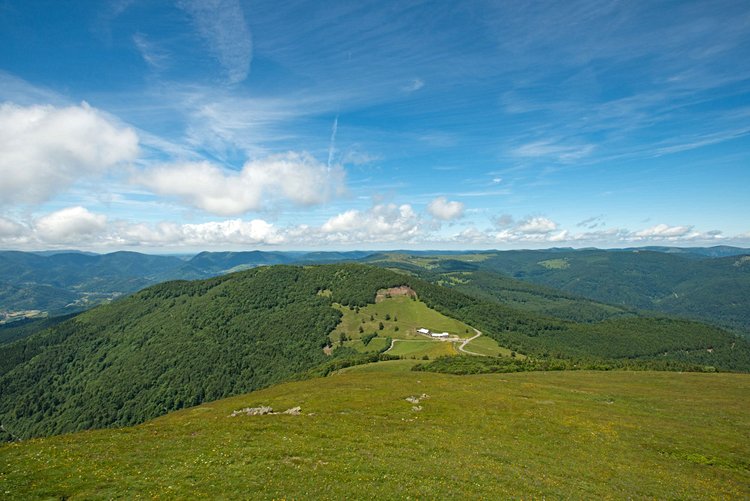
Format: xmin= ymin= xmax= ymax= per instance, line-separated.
xmin=462 ymin=334 xmax=518 ymax=357
xmin=1 ymin=363 xmax=748 ymax=500
xmin=331 ymin=294 xmax=475 ymax=344
xmin=387 ymin=339 xmax=459 ymax=358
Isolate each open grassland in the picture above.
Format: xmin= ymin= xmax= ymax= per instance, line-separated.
xmin=462 ymin=334 xmax=518 ymax=357
xmin=331 ymin=295 xmax=474 ymax=343
xmin=387 ymin=339 xmax=459 ymax=359
xmin=1 ymin=364 xmax=748 ymax=500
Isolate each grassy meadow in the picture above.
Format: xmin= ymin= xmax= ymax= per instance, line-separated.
xmin=331 ymin=295 xmax=475 ymax=343
xmin=387 ymin=339 xmax=459 ymax=358
xmin=462 ymin=334 xmax=518 ymax=357
xmin=1 ymin=362 xmax=748 ymax=499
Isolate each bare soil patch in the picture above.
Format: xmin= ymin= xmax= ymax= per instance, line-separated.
xmin=376 ymin=286 xmax=417 ymax=302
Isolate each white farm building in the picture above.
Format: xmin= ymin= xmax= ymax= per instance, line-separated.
xmin=417 ymin=328 xmax=430 ymax=335
xmin=431 ymin=332 xmax=450 ymax=338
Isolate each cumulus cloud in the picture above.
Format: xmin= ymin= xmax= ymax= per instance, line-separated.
xmin=0 ymin=103 xmax=139 ymax=205
xmin=35 ymin=207 xmax=108 ymax=243
xmin=427 ymin=197 xmax=465 ymax=221
xmin=135 ymin=152 xmax=346 ymax=216
xmin=114 ymin=219 xmax=283 ymax=246
xmin=320 ymin=204 xmax=422 ymax=243
xmin=177 ymin=0 xmax=253 ymax=84
xmin=516 ymin=216 xmax=557 ymax=234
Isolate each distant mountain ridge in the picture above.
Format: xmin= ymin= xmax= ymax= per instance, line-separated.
xmin=1 ymin=247 xmax=749 ymax=335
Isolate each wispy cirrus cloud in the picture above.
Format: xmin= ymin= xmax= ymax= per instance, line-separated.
xmin=403 ymin=78 xmax=424 ymax=92
xmin=133 ymin=33 xmax=169 ymax=69
xmin=513 ymin=140 xmax=595 ymax=163
xmin=177 ymin=0 xmax=253 ymax=84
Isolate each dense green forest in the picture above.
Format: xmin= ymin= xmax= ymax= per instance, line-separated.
xmin=3 ymin=263 xmax=750 ymax=441
xmin=3 ymin=248 xmax=749 ymax=339
xmin=0 ymin=264 xmax=413 ymax=440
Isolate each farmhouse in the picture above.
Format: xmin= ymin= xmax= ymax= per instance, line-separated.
xmin=431 ymin=332 xmax=450 ymax=338
xmin=417 ymin=328 xmax=430 ymax=335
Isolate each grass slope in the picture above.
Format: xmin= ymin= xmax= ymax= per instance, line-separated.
xmin=332 ymin=295 xmax=475 ymax=342
xmin=387 ymin=339 xmax=458 ymax=358
xmin=1 ymin=364 xmax=747 ymax=499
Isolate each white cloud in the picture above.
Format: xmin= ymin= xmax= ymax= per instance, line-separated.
xmin=634 ymin=223 xmax=692 ymax=239
xmin=135 ymin=152 xmax=346 ymax=216
xmin=548 ymin=230 xmax=569 ymax=242
xmin=177 ymin=0 xmax=253 ymax=84
xmin=516 ymin=216 xmax=557 ymax=234
xmin=454 ymin=226 xmax=487 ymax=243
xmin=0 ymin=103 xmax=139 ymax=205
xmin=319 ymin=204 xmax=422 ymax=243
xmin=114 ymin=219 xmax=283 ymax=247
xmin=35 ymin=207 xmax=108 ymax=243
xmin=321 ymin=210 xmax=361 ymax=233
xmin=427 ymin=197 xmax=465 ymax=221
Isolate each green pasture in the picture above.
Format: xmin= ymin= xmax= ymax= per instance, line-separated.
xmin=2 ymin=365 xmax=747 ymax=499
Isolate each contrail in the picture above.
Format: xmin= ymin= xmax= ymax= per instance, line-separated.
xmin=327 ymin=115 xmax=338 ymax=169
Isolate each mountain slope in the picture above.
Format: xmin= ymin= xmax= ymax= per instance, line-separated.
xmin=0 ymin=265 xmax=413 ymax=439
xmin=1 ymin=364 xmax=748 ymax=499
xmin=2 ymin=263 xmax=748 ymax=441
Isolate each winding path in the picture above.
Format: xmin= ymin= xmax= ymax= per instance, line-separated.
xmin=457 ymin=328 xmax=486 ymax=356
xmin=384 ymin=328 xmax=486 ymax=356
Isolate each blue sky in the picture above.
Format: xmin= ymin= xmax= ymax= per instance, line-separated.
xmin=0 ymin=0 xmax=749 ymax=251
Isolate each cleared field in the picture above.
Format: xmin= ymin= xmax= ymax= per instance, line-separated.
xmin=2 ymin=366 xmax=748 ymax=499
xmin=331 ymin=295 xmax=474 ymax=344
xmin=463 ymin=335 xmax=523 ymax=358
xmin=387 ymin=339 xmax=458 ymax=359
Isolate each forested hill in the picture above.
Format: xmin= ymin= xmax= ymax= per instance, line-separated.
xmin=0 ymin=265 xmax=411 ymax=439
xmin=1 ymin=263 xmax=749 ymax=440
xmin=364 ymin=249 xmax=750 ymax=334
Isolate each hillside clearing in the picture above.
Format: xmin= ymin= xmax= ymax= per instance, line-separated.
xmin=331 ymin=294 xmax=475 ymax=345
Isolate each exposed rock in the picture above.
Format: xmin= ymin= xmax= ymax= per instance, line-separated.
xmin=230 ymin=406 xmax=274 ymax=417
xmin=229 ymin=405 xmax=303 ymax=417
xmin=405 ymin=394 xmax=430 ymax=404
